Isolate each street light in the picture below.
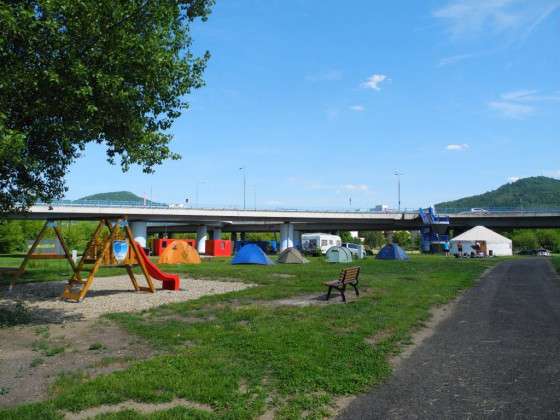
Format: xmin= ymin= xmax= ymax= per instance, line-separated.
xmin=239 ymin=167 xmax=246 ymax=210
xmin=394 ymin=171 xmax=403 ymax=211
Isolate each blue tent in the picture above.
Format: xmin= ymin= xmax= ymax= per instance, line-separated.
xmin=376 ymin=243 xmax=409 ymax=260
xmin=232 ymin=244 xmax=274 ymax=265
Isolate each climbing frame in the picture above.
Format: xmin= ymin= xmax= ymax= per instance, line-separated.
xmin=61 ymin=218 xmax=155 ymax=302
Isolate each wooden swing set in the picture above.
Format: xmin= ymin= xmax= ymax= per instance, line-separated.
xmin=3 ymin=218 xmax=155 ymax=302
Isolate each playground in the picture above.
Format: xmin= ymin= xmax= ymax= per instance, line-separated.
xmin=0 ymin=244 xmax=503 ymax=419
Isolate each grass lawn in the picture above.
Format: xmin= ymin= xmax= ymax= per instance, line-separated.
xmin=0 ymin=255 xmax=500 ymax=419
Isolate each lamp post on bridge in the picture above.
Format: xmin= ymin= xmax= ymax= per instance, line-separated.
xmin=394 ymin=171 xmax=403 ymax=211
xmin=239 ymin=167 xmax=246 ymax=210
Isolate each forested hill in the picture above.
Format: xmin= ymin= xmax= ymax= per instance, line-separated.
xmin=76 ymin=191 xmax=156 ymax=204
xmin=436 ymin=177 xmax=560 ymax=210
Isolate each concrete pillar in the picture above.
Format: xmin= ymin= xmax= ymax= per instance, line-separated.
xmin=231 ymin=232 xmax=239 ymax=241
xmin=293 ymin=230 xmax=302 ymax=249
xmin=280 ymin=223 xmax=294 ymax=252
xmin=196 ymin=225 xmax=208 ymax=254
xmin=130 ymin=221 xmax=147 ymax=248
xmin=212 ymin=228 xmax=222 ymax=240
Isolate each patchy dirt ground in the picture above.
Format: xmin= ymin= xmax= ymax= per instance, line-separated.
xmin=0 ymin=318 xmax=155 ymax=407
xmin=0 ymin=276 xmax=255 ymax=408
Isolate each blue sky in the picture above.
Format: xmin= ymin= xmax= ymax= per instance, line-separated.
xmin=66 ymin=0 xmax=560 ymax=209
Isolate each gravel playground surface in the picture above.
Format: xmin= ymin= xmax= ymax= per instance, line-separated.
xmin=0 ymin=275 xmax=254 ymax=323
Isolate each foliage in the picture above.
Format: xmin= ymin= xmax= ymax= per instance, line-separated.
xmin=0 ymin=220 xmax=100 ymax=256
xmin=0 ymin=220 xmax=25 ymax=253
xmin=360 ymin=231 xmax=386 ymax=249
xmin=509 ymin=229 xmax=560 ymax=252
xmin=392 ymin=231 xmax=412 ymax=248
xmin=437 ymin=176 xmax=560 ymax=210
xmin=0 ymin=256 xmax=498 ymax=418
xmin=0 ymin=0 xmax=214 ymax=212
xmin=339 ymin=231 xmax=361 ymax=244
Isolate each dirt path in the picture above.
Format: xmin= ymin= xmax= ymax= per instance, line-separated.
xmin=338 ymin=259 xmax=560 ymax=419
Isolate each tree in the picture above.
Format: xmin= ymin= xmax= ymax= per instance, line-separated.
xmin=392 ymin=231 xmax=412 ymax=248
xmin=0 ymin=0 xmax=214 ymax=212
xmin=360 ymin=231 xmax=385 ymax=249
xmin=0 ymin=221 xmax=25 ymax=253
xmin=511 ymin=230 xmax=538 ymax=251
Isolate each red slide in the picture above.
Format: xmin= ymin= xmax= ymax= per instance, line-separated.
xmin=135 ymin=243 xmax=181 ymax=291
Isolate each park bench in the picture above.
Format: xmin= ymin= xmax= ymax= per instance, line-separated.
xmin=323 ymin=266 xmax=360 ymax=302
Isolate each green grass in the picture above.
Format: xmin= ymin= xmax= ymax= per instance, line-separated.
xmin=0 ymin=255 xmax=134 ymax=285
xmin=0 ymin=255 xmax=500 ymax=419
xmin=551 ymin=256 xmax=560 ymax=274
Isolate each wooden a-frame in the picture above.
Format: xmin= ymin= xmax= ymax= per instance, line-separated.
xmin=61 ymin=218 xmax=155 ymax=302
xmin=2 ymin=220 xmax=80 ymax=290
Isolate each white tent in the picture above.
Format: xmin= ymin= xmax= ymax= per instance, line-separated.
xmin=450 ymin=226 xmax=512 ymax=257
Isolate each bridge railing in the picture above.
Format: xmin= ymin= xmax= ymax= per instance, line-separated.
xmin=34 ymin=201 xmax=560 ymax=214
xmin=35 ymin=200 xmax=421 ymax=213
xmin=36 ymin=199 xmax=170 ymax=209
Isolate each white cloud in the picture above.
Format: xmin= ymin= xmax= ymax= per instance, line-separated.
xmin=343 ymin=184 xmax=369 ymax=191
xmin=438 ymin=53 xmax=476 ymax=67
xmin=445 ymin=143 xmax=470 ymax=151
xmin=508 ymin=176 xmax=521 ymax=183
xmin=501 ymin=89 xmax=560 ymax=102
xmin=306 ymin=69 xmax=343 ymax=82
xmin=349 ymin=105 xmax=365 ymax=112
xmin=361 ymin=74 xmax=388 ymax=91
xmin=489 ymin=100 xmax=534 ymax=119
xmin=433 ymin=0 xmax=560 ymax=39
xmin=489 ymin=89 xmax=560 ymax=118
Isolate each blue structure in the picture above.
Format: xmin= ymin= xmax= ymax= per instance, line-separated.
xmin=376 ymin=243 xmax=409 ymax=260
xmin=232 ymin=244 xmax=274 ymax=265
xmin=419 ymin=207 xmax=450 ymax=253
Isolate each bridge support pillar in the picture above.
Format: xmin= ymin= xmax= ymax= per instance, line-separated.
xmin=240 ymin=232 xmax=246 ymax=241
xmin=293 ymin=230 xmax=301 ymax=249
xmin=212 ymin=228 xmax=222 ymax=240
xmin=280 ymin=223 xmax=294 ymax=252
xmin=197 ymin=226 xmax=208 ymax=254
xmin=130 ymin=221 xmax=147 ymax=248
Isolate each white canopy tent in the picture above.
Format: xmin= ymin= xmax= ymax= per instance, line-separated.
xmin=450 ymin=226 xmax=512 ymax=257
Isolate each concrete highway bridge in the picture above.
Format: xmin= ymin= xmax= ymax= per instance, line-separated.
xmin=8 ymin=202 xmax=560 ymax=253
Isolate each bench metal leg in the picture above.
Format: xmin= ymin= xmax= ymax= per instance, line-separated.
xmin=339 ymin=286 xmax=346 ymax=302
xmin=326 ymin=286 xmax=333 ymax=301
xmin=352 ymin=284 xmax=359 ymax=296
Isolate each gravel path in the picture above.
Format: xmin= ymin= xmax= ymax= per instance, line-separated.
xmin=339 ymin=258 xmax=560 ymax=419
xmin=1 ymin=275 xmax=253 ymax=323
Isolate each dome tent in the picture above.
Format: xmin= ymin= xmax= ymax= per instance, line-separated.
xmin=232 ymin=244 xmax=274 ymax=265
xmin=158 ymin=241 xmax=201 ymax=265
xmin=325 ymin=246 xmax=353 ymax=263
xmin=277 ymin=247 xmax=309 ymax=264
xmin=376 ymin=243 xmax=409 ymax=260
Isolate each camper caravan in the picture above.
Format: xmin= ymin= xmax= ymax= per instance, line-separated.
xmin=301 ymin=233 xmax=342 ymax=255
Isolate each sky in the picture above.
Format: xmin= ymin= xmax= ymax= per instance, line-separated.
xmin=65 ymin=0 xmax=560 ymax=210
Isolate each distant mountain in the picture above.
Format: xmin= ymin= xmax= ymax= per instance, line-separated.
xmin=76 ymin=191 xmax=159 ymax=205
xmin=436 ymin=177 xmax=560 ymax=210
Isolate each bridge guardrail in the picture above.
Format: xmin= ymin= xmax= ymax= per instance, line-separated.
xmin=34 ymin=201 xmax=560 ymax=215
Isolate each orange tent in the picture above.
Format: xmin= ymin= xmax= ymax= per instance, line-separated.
xmin=158 ymin=241 xmax=201 ymax=265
